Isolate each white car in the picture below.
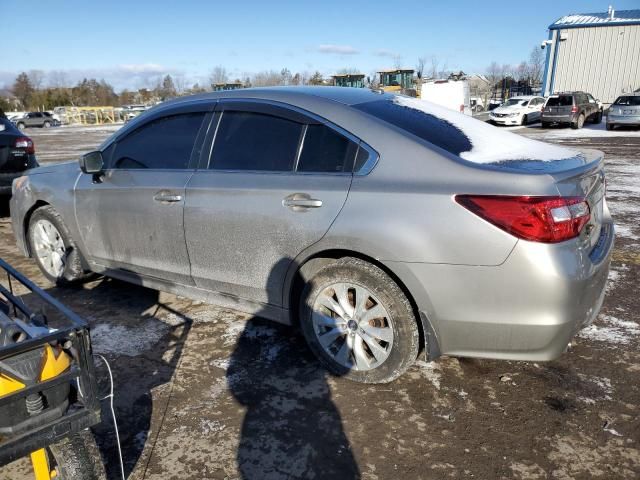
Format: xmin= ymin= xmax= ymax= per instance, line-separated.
xmin=489 ymin=96 xmax=546 ymax=126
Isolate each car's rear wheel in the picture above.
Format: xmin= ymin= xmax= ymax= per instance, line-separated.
xmin=593 ymin=111 xmax=603 ymax=124
xmin=28 ymin=206 xmax=90 ymax=285
xmin=571 ymin=114 xmax=585 ymax=129
xmin=43 ymin=121 xmax=51 ymax=128
xmin=299 ymin=257 xmax=420 ymax=384
xmin=606 ymin=123 xmax=614 ymax=131
xmin=17 ymin=122 xmax=25 ymax=130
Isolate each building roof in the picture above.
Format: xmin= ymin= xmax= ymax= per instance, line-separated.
xmin=550 ymin=9 xmax=640 ymax=29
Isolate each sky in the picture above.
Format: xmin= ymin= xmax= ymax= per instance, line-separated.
xmin=1 ymin=0 xmax=639 ymax=91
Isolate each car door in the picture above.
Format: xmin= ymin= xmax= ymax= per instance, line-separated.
xmin=529 ymin=98 xmax=543 ymax=121
xmin=184 ymin=101 xmax=359 ymax=307
xmin=74 ymin=104 xmax=213 ymax=284
xmin=26 ymin=113 xmax=39 ymax=127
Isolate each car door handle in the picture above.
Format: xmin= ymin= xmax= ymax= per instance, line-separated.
xmin=153 ymin=191 xmax=183 ymax=204
xmin=283 ymin=193 xmax=323 ymax=210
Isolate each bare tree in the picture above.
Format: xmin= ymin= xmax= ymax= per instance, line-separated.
xmin=252 ymin=70 xmax=283 ymax=87
xmin=429 ymin=56 xmax=440 ymax=79
xmin=527 ymin=47 xmax=545 ymax=86
xmin=28 ymin=70 xmax=45 ymax=90
xmin=48 ymin=70 xmax=69 ymax=88
xmin=416 ymin=57 xmax=426 ymax=80
xmin=392 ymin=55 xmax=403 ymax=70
xmin=209 ymin=66 xmax=228 ymax=86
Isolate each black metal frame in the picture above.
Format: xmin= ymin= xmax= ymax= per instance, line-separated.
xmin=0 ymin=258 xmax=100 ymax=466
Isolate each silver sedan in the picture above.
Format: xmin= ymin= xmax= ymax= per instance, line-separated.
xmin=10 ymin=87 xmax=614 ymax=383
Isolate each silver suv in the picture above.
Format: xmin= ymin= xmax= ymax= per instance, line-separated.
xmin=10 ymin=88 xmax=614 ymax=383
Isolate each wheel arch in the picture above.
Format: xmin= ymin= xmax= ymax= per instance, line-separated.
xmin=285 ymin=248 xmax=441 ymax=361
xmin=23 ymin=200 xmax=51 ymax=257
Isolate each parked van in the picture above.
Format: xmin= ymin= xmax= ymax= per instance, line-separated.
xmin=419 ymin=79 xmax=471 ymax=115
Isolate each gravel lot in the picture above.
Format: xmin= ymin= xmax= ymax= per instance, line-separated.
xmin=1 ymin=122 xmax=639 ymax=480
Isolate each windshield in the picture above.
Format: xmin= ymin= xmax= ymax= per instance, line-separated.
xmin=546 ymin=96 xmax=573 ymax=107
xmin=613 ymin=96 xmax=640 ymax=106
xmin=501 ymin=99 xmax=524 ymax=107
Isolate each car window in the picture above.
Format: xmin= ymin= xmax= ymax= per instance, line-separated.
xmin=614 ymin=96 xmax=640 ymax=106
xmin=546 ymin=96 xmax=573 ymax=107
xmin=353 ymin=99 xmax=472 ymax=156
xmin=297 ymin=124 xmax=358 ymax=173
xmin=210 ymin=111 xmax=302 ymax=171
xmin=521 ymin=101 xmax=529 ymax=106
xmin=587 ymin=94 xmax=596 ymax=103
xmin=111 ymin=112 xmax=205 ymax=169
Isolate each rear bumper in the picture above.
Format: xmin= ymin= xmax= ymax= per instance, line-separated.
xmin=607 ymin=114 xmax=640 ymax=126
xmin=541 ymin=113 xmax=575 ymax=124
xmin=389 ymin=221 xmax=615 ymax=361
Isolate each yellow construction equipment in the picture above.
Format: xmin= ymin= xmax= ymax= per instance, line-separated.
xmin=377 ymin=69 xmax=415 ymax=95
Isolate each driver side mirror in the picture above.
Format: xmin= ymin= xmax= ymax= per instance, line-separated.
xmin=79 ymin=151 xmax=104 ymax=174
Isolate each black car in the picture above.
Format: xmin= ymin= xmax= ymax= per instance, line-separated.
xmin=0 ymin=118 xmax=38 ymax=195
xmin=541 ymin=92 xmax=603 ymax=129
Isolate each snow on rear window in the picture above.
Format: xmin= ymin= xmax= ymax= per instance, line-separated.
xmin=355 ymin=96 xmax=580 ymax=165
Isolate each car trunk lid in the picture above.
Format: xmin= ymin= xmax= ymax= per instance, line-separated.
xmin=548 ymin=149 xmax=606 ymax=251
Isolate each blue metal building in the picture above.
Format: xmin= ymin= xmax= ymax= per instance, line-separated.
xmin=542 ymin=7 xmax=640 ymax=105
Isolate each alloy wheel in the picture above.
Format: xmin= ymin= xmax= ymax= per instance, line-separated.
xmin=32 ymin=219 xmax=66 ymax=278
xmin=311 ymin=282 xmax=394 ymax=371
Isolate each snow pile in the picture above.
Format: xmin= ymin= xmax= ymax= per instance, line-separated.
xmin=393 ymin=96 xmax=580 ymax=164
xmin=579 ymin=315 xmax=640 ymax=345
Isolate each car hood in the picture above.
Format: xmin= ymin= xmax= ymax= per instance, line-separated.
xmin=27 ymin=160 xmax=79 ymax=176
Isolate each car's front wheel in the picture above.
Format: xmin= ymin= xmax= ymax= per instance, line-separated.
xmin=606 ymin=123 xmax=615 ymax=131
xmin=521 ymin=114 xmax=528 ymax=126
xmin=299 ymin=257 xmax=420 ymax=383
xmin=17 ymin=122 xmax=25 ymax=131
xmin=28 ymin=206 xmax=90 ymax=285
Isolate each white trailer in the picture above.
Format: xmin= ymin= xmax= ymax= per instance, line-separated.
xmin=419 ymin=80 xmax=471 ymax=115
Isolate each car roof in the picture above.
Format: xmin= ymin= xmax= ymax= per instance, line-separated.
xmin=159 ymin=86 xmax=393 ymax=109
xmin=509 ymin=96 xmax=537 ymax=100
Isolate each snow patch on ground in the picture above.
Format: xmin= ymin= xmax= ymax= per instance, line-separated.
xmin=528 ymin=122 xmax=640 ymax=139
xmin=91 ymin=320 xmax=170 ymax=356
xmin=393 ymin=96 xmax=579 ymax=163
xmin=579 ymin=315 xmax=640 ymax=346
xmin=613 ymin=224 xmax=639 ymax=240
xmin=414 ymin=360 xmax=442 ymax=390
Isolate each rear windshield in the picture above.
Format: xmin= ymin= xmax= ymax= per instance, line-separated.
xmin=546 ymin=96 xmax=573 ymax=107
xmin=352 ymin=95 xmax=584 ymax=169
xmin=353 ymin=99 xmax=472 ymax=156
xmin=613 ymin=96 xmax=640 ymax=106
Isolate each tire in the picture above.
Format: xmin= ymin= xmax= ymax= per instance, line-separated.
xmin=571 ymin=114 xmax=585 ymax=129
xmin=43 ymin=121 xmax=51 ymax=128
xmin=299 ymin=257 xmax=420 ymax=384
xmin=521 ymin=114 xmax=528 ymax=126
xmin=541 ymin=121 xmax=551 ymax=128
xmin=17 ymin=122 xmax=25 ymax=131
xmin=593 ymin=111 xmax=603 ymax=124
xmin=47 ymin=430 xmax=107 ymax=480
xmin=606 ymin=123 xmax=614 ymax=131
xmin=28 ymin=205 xmax=90 ymax=285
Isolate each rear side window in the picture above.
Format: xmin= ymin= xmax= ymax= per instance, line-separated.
xmin=353 ymin=99 xmax=472 ymax=156
xmin=111 ymin=113 xmax=205 ymax=169
xmin=297 ymin=124 xmax=358 ymax=173
xmin=210 ymin=111 xmax=302 ymax=171
xmin=614 ymin=96 xmax=640 ymax=106
xmin=546 ymin=96 xmax=573 ymax=107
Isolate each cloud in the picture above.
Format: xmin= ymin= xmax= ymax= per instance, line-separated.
xmin=373 ymin=49 xmax=400 ymax=58
xmin=317 ymin=44 xmax=359 ymax=55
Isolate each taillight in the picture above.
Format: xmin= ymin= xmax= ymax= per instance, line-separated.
xmin=571 ymin=106 xmax=578 ymax=113
xmin=455 ymin=195 xmax=590 ymax=243
xmin=14 ymin=137 xmax=35 ymax=154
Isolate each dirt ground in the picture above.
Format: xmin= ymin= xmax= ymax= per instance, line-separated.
xmin=1 ymin=122 xmax=639 ymax=480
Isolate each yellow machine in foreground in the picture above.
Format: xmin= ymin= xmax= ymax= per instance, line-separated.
xmin=0 ymin=258 xmax=105 ymax=480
